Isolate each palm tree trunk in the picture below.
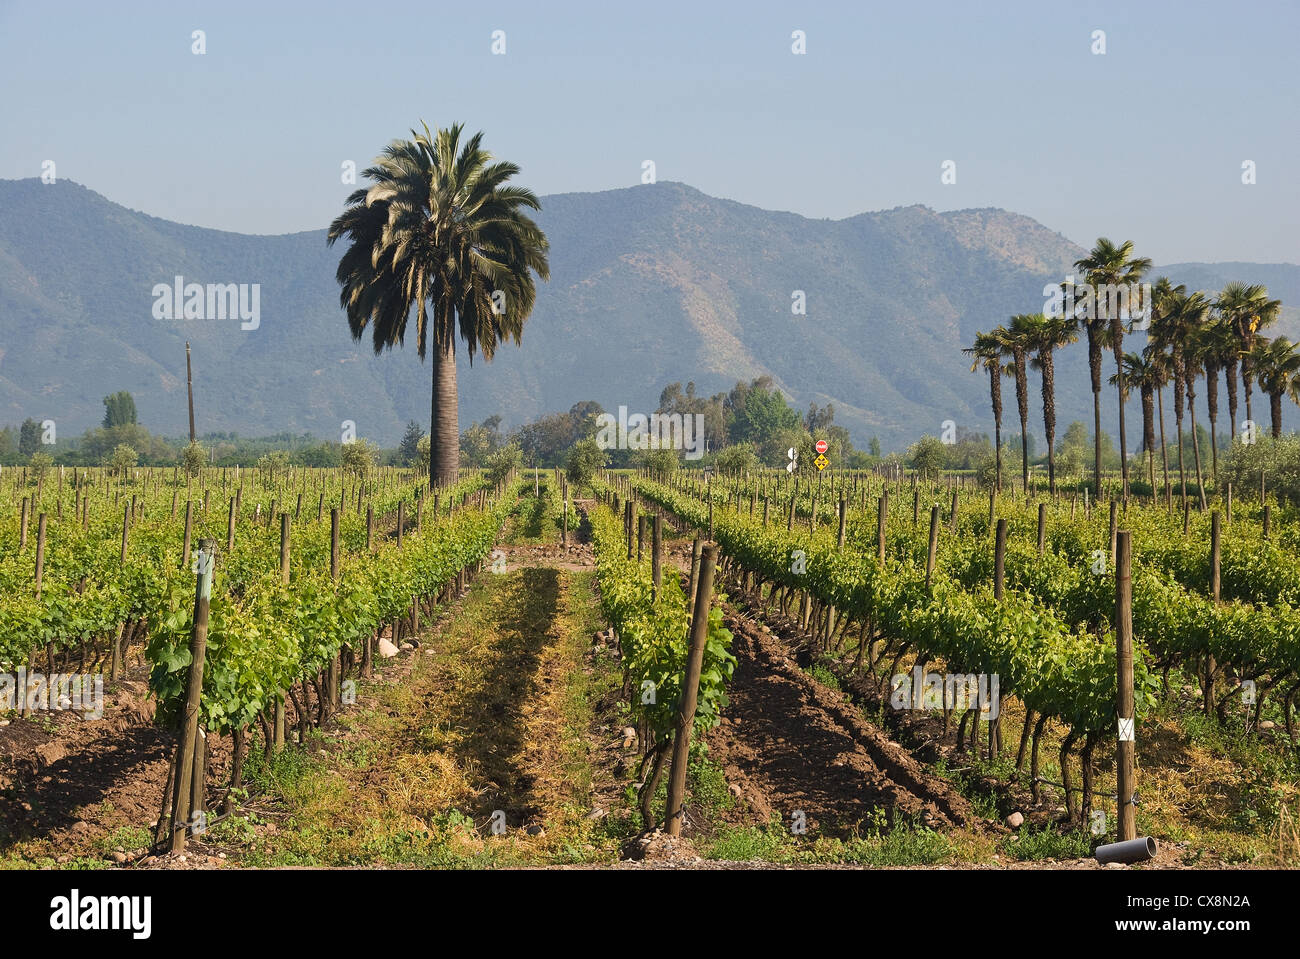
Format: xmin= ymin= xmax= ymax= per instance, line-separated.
xmin=1271 ymin=391 xmax=1283 ymax=439
xmin=1205 ymin=364 xmax=1220 ymax=483
xmin=1114 ymin=347 xmax=1129 ymax=500
xmin=1142 ymin=386 xmax=1156 ymax=495
xmin=430 ymin=337 xmax=460 ymax=489
xmin=994 ymin=415 xmax=1003 ymax=493
xmin=1207 ymin=409 xmax=1219 ymax=484
xmin=1015 ymin=352 xmax=1029 ymax=494
xmin=990 ymin=365 xmax=1003 ymax=494
xmin=1092 ymin=387 xmax=1102 ymax=498
xmin=1242 ymin=342 xmax=1254 ymax=427
xmin=1188 ymin=383 xmax=1207 ymax=510
xmin=1175 ymin=420 xmax=1186 ymax=510
xmin=1041 ymin=349 xmax=1057 ymax=495
xmin=1225 ymin=360 xmax=1239 ymax=443
xmin=1087 ymin=326 xmax=1104 ymax=497
xmin=1157 ymin=385 xmax=1170 ymax=504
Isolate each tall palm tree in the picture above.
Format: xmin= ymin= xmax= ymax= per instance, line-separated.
xmin=1111 ymin=353 xmax=1157 ymax=493
xmin=1064 ymin=276 xmax=1107 ymax=497
xmin=996 ymin=318 xmax=1035 ymax=494
xmin=964 ymin=331 xmax=1007 ymax=492
xmin=1022 ymin=312 xmax=1078 ymax=494
xmin=1216 ymin=282 xmax=1281 ymax=433
xmin=328 ymin=122 xmax=550 ymax=488
xmin=1074 ymin=238 xmax=1152 ymax=500
xmin=1253 ymin=337 xmax=1300 ymax=438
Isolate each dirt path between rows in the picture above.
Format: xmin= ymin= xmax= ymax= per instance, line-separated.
xmin=707 ymin=610 xmax=976 ymax=836
xmin=646 ymin=539 xmax=978 ymax=841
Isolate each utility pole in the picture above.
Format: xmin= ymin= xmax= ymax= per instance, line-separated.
xmin=186 ymin=341 xmax=197 ymax=442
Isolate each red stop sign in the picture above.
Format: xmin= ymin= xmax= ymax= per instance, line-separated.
xmin=815 ymin=439 xmax=828 ymax=454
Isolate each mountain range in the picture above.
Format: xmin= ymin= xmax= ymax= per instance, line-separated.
xmin=1 ymin=177 xmax=1297 ymax=452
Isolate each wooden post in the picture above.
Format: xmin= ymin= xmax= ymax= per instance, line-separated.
xmin=562 ymin=494 xmax=569 ymax=547
xmin=1115 ymin=530 xmax=1136 ymax=843
xmin=1263 ymin=504 xmax=1272 ymax=540
xmin=397 ymin=500 xmax=404 ymax=549
xmin=1206 ymin=511 xmax=1220 ymax=715
xmin=190 ymin=730 xmax=207 ymax=826
xmin=331 ymin=508 xmax=341 ymax=580
xmin=665 ymin=543 xmax=717 ymax=836
xmin=925 ymin=505 xmax=939 ymax=589
xmin=19 ymin=496 xmax=29 ymax=550
xmin=994 ymin=518 xmax=1007 ymax=601
xmin=1037 ymin=502 xmax=1047 ymax=556
xmin=625 ymin=500 xmax=635 ymax=560
xmin=687 ymin=535 xmax=703 ymax=612
xmin=876 ymin=495 xmax=887 ymax=564
xmin=280 ymin=513 xmax=291 ymax=584
xmin=226 ymin=496 xmax=236 ymax=552
xmin=637 ymin=512 xmax=646 ymax=562
xmin=120 ymin=502 xmax=130 ymax=563
xmin=34 ymin=514 xmax=47 ymax=598
xmin=181 ymin=501 xmax=194 ymax=569
xmin=366 ymin=505 xmax=374 ymax=550
xmin=1225 ymin=482 xmax=1233 ymax=526
xmin=651 ymin=513 xmax=662 ymax=599
xmin=185 ymin=341 xmax=197 ymax=442
xmin=171 ymin=538 xmax=215 ymax=852
xmin=837 ymin=497 xmax=847 ymax=550
xmin=1109 ymin=501 xmax=1118 ymax=563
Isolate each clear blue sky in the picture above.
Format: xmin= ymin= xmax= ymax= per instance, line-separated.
xmin=2 ymin=0 xmax=1296 ymax=263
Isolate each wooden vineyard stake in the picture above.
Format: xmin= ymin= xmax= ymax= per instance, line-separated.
xmin=666 ymin=543 xmax=718 ymax=836
xmin=925 ymin=505 xmax=939 ymax=589
xmin=687 ymin=534 xmax=703 ymax=612
xmin=34 ymin=513 xmax=47 ymax=598
xmin=876 ymin=495 xmax=887 ymax=565
xmin=994 ymin=518 xmax=1007 ymax=601
xmin=1115 ymin=530 xmax=1136 ymax=843
xmin=651 ymin=513 xmax=662 ymax=599
xmin=171 ymin=538 xmax=215 ymax=853
xmin=280 ymin=513 xmax=291 ymax=584
xmin=1206 ymin=512 xmax=1220 ymax=714
xmin=181 ymin=501 xmax=194 ymax=569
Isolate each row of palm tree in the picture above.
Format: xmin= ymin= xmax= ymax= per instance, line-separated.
xmin=966 ymin=239 xmax=1295 ymax=503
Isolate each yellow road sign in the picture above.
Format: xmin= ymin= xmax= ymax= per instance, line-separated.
xmin=814 ymin=454 xmax=829 ymax=471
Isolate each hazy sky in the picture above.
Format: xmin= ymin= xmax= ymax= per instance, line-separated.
xmin=2 ymin=0 xmax=1296 ymax=263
